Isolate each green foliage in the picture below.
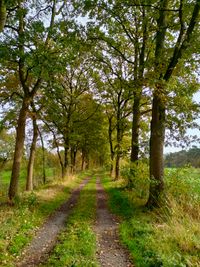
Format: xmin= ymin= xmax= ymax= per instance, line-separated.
xmin=121 ymin=161 xmax=149 ymax=201
xmin=165 ymin=148 xmax=200 ymax=168
xmin=45 ymin=177 xmax=98 ymax=267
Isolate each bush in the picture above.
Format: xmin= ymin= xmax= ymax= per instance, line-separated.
xmin=121 ymin=161 xmax=149 ymax=200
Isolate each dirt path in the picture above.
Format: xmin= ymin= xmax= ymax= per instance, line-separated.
xmin=94 ymin=178 xmax=133 ymax=267
xmin=17 ymin=177 xmax=90 ymax=267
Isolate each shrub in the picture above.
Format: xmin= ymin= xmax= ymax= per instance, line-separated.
xmin=121 ymin=161 xmax=149 ymax=200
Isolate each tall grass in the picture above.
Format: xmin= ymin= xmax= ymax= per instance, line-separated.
xmin=102 ymin=166 xmax=200 ymax=267
xmin=0 ymin=172 xmax=86 ymax=267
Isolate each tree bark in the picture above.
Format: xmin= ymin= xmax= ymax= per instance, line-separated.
xmin=37 ymin=127 xmax=46 ymax=184
xmin=108 ymin=115 xmax=115 ymax=177
xmin=81 ymin=151 xmax=85 ymax=171
xmin=146 ymin=0 xmax=168 ymax=208
xmin=115 ymin=100 xmax=122 ymax=180
xmin=130 ymin=93 xmax=141 ymax=162
xmin=26 ymin=116 xmax=38 ymax=191
xmin=0 ymin=0 xmax=7 ymax=32
xmin=8 ymin=97 xmax=30 ymax=201
xmin=70 ymin=146 xmax=77 ymax=174
xmin=110 ymin=155 xmax=114 ymax=177
xmin=115 ymin=153 xmax=120 ymax=180
xmin=85 ymin=153 xmax=89 ymax=170
xmin=147 ymin=92 xmax=165 ymax=207
xmin=46 ymin=124 xmax=64 ymax=179
xmin=63 ymin=142 xmax=69 ymax=177
xmin=73 ymin=148 xmax=77 ymax=172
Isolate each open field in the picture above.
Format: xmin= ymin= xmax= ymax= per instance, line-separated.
xmin=0 ymin=168 xmax=58 ymax=199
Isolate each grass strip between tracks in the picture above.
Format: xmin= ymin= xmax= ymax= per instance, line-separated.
xmin=44 ymin=175 xmax=98 ymax=267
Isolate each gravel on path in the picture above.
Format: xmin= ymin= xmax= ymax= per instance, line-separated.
xmin=17 ymin=177 xmax=90 ymax=267
xmin=94 ymin=178 xmax=134 ymax=267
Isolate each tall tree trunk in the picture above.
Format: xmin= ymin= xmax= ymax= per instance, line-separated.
xmin=81 ymin=150 xmax=85 ymax=171
xmin=70 ymin=146 xmax=77 ymax=174
xmin=131 ymin=93 xmax=141 ymax=162
xmin=85 ymin=153 xmax=89 ymax=170
xmin=8 ymin=97 xmax=30 ymax=201
xmin=115 ymin=103 xmax=121 ymax=180
xmin=115 ymin=153 xmax=120 ymax=180
xmin=73 ymin=149 xmax=77 ymax=172
xmin=108 ymin=115 xmax=115 ymax=177
xmin=55 ymin=141 xmax=64 ymax=179
xmin=129 ymin=93 xmax=141 ymax=187
xmin=48 ymin=126 xmax=64 ymax=179
xmin=26 ymin=116 xmax=38 ymax=191
xmin=70 ymin=147 xmax=73 ymax=174
xmin=110 ymin=153 xmax=114 ymax=177
xmin=0 ymin=0 xmax=7 ymax=32
xmin=147 ymin=92 xmax=165 ymax=207
xmin=37 ymin=127 xmax=46 ymax=184
xmin=81 ymin=155 xmax=84 ymax=171
xmin=146 ymin=0 xmax=168 ymax=207
xmin=63 ymin=142 xmax=69 ymax=177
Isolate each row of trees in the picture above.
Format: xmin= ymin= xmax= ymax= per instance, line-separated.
xmin=165 ymin=147 xmax=200 ymax=168
xmin=0 ymin=0 xmax=200 ymax=207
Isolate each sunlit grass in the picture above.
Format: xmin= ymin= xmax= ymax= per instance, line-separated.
xmin=0 ymin=167 xmax=60 ymax=200
xmin=0 ymin=172 xmax=87 ymax=267
xmin=44 ymin=176 xmax=98 ymax=267
xmin=101 ymin=167 xmax=200 ymax=267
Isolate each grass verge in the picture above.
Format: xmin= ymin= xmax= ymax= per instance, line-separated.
xmin=0 ymin=172 xmax=90 ymax=267
xmin=100 ymin=170 xmax=200 ymax=267
xmin=44 ymin=176 xmax=98 ymax=267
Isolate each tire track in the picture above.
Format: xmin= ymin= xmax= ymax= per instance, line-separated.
xmin=94 ymin=177 xmax=133 ymax=267
xmin=17 ymin=177 xmax=90 ymax=267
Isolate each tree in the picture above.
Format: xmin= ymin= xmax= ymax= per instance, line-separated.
xmin=26 ymin=106 xmax=38 ymax=191
xmin=106 ymin=109 xmax=115 ymax=176
xmin=43 ymin=48 xmax=94 ymax=176
xmin=76 ymin=0 xmax=200 ymax=203
xmin=72 ymin=93 xmax=108 ymax=170
xmin=147 ymin=0 xmax=200 ymax=207
xmin=0 ymin=0 xmax=65 ymax=201
xmin=96 ymin=54 xmax=132 ymax=179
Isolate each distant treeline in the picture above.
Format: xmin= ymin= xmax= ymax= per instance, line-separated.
xmin=165 ymin=148 xmax=200 ymax=168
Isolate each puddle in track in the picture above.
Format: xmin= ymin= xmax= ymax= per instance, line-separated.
xmin=94 ymin=178 xmax=133 ymax=267
xmin=17 ymin=177 xmax=90 ymax=267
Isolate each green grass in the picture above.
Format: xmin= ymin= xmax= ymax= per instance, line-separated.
xmin=100 ymin=168 xmax=200 ymax=267
xmin=0 ymin=169 xmax=27 ymax=198
xmin=0 ymin=167 xmax=61 ymax=198
xmin=44 ymin=176 xmax=98 ymax=267
xmin=0 ymin=172 xmax=88 ymax=267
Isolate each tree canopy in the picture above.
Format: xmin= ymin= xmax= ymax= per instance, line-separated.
xmin=0 ymin=0 xmax=200 ymax=207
